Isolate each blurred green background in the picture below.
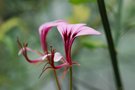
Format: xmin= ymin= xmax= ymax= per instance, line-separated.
xmin=0 ymin=0 xmax=135 ymax=90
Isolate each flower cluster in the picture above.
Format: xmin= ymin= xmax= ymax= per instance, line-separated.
xmin=18 ymin=20 xmax=100 ymax=76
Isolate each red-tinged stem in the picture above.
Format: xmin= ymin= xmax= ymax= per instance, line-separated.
xmin=53 ymin=70 xmax=61 ymax=90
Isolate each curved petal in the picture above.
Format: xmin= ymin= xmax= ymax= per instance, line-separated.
xmin=42 ymin=54 xmax=51 ymax=60
xmin=75 ymin=26 xmax=101 ymax=37
xmin=39 ymin=20 xmax=66 ymax=35
xmin=67 ymin=24 xmax=86 ymax=35
xmin=55 ymin=63 xmax=68 ymax=69
xmin=57 ymin=23 xmax=85 ymax=38
xmin=18 ymin=47 xmax=43 ymax=56
xmin=39 ymin=20 xmax=66 ymax=53
xmin=23 ymin=56 xmax=44 ymax=63
xmin=19 ymin=47 xmax=45 ymax=63
xmin=57 ymin=23 xmax=100 ymax=40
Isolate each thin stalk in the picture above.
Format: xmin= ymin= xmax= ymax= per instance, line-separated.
xmin=69 ymin=67 xmax=73 ymax=90
xmin=97 ymin=0 xmax=123 ymax=90
xmin=53 ymin=70 xmax=61 ymax=90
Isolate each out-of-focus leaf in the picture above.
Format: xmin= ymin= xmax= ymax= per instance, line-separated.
xmin=122 ymin=0 xmax=135 ymax=30
xmin=0 ymin=75 xmax=10 ymax=85
xmin=68 ymin=5 xmax=90 ymax=23
xmin=73 ymin=5 xmax=90 ymax=22
xmin=0 ymin=17 xmax=27 ymax=41
xmin=69 ymin=0 xmax=96 ymax=4
xmin=124 ymin=19 xmax=135 ymax=30
xmin=3 ymin=36 xmax=14 ymax=55
xmin=80 ymin=39 xmax=106 ymax=49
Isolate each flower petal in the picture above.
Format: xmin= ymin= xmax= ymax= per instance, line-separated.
xmin=57 ymin=23 xmax=100 ymax=39
xmin=39 ymin=20 xmax=66 ymax=53
xmin=19 ymin=47 xmax=45 ymax=63
xmin=41 ymin=54 xmax=51 ymax=60
xmin=54 ymin=52 xmax=63 ymax=62
xmin=23 ymin=53 xmax=45 ymax=63
xmin=39 ymin=20 xmax=66 ymax=35
xmin=55 ymin=63 xmax=68 ymax=69
xmin=18 ymin=47 xmax=43 ymax=56
xmin=24 ymin=56 xmax=44 ymax=63
xmin=76 ymin=26 xmax=101 ymax=37
xmin=67 ymin=24 xmax=86 ymax=35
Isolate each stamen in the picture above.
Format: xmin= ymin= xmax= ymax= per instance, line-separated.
xmin=39 ymin=67 xmax=52 ymax=78
xmin=42 ymin=62 xmax=49 ymax=71
xmin=17 ymin=38 xmax=23 ymax=49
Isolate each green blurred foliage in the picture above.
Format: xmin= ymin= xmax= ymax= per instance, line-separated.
xmin=0 ymin=0 xmax=135 ymax=90
xmin=80 ymin=37 xmax=106 ymax=49
xmin=68 ymin=5 xmax=91 ymax=23
xmin=69 ymin=0 xmax=96 ymax=4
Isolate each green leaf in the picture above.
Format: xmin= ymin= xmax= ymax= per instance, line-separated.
xmin=0 ymin=17 xmax=27 ymax=41
xmin=3 ymin=36 xmax=14 ymax=55
xmin=80 ymin=39 xmax=106 ymax=49
xmin=69 ymin=0 xmax=96 ymax=4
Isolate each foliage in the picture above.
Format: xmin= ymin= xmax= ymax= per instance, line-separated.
xmin=0 ymin=0 xmax=135 ymax=90
xmin=80 ymin=38 xmax=106 ymax=49
xmin=69 ymin=0 xmax=96 ymax=4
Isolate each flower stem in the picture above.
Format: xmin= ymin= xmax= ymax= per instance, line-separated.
xmin=97 ymin=0 xmax=123 ymax=90
xmin=69 ymin=67 xmax=72 ymax=90
xmin=53 ymin=70 xmax=61 ymax=90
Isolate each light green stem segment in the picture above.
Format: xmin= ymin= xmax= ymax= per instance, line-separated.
xmin=69 ymin=67 xmax=72 ymax=90
xmin=53 ymin=70 xmax=61 ymax=90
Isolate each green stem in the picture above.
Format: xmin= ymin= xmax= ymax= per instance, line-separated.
xmin=69 ymin=67 xmax=72 ymax=90
xmin=53 ymin=70 xmax=61 ymax=90
xmin=97 ymin=0 xmax=123 ymax=90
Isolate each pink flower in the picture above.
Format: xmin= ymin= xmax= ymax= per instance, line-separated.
xmin=17 ymin=20 xmax=68 ymax=72
xmin=18 ymin=20 xmax=100 ymax=76
xmin=56 ymin=22 xmax=101 ymax=65
xmin=17 ymin=40 xmax=67 ymax=69
xmin=39 ymin=20 xmax=100 ymax=76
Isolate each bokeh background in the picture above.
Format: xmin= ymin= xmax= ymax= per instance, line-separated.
xmin=0 ymin=0 xmax=135 ymax=90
